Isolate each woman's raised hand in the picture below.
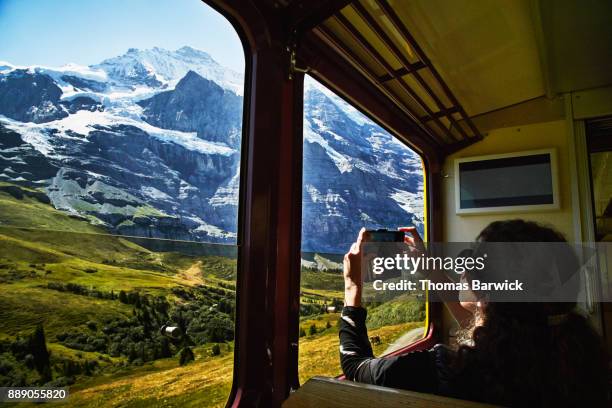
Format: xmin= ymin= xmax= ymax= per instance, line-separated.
xmin=399 ymin=226 xmax=424 ymax=255
xmin=343 ymin=227 xmax=365 ymax=307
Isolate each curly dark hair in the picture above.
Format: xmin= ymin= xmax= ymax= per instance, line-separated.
xmin=453 ymin=220 xmax=609 ymax=407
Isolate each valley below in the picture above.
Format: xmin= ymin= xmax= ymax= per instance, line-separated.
xmin=0 ymin=184 xmax=424 ymax=407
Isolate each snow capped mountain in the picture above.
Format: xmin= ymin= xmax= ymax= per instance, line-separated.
xmin=0 ymin=47 xmax=242 ymax=243
xmin=137 ymin=70 xmax=242 ymax=148
xmin=301 ymin=76 xmax=424 ymax=253
xmin=304 ymin=78 xmax=371 ymax=126
xmin=0 ymin=62 xmax=15 ymax=73
xmin=92 ymin=46 xmax=244 ymax=95
xmin=0 ymin=47 xmax=423 ymax=253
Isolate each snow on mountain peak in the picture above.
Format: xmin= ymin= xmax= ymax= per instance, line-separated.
xmin=0 ymin=61 xmax=15 ymax=73
xmin=304 ymin=76 xmax=370 ymax=126
xmin=92 ymin=46 xmax=244 ymax=95
xmin=0 ymin=48 xmax=424 ymax=251
xmin=176 ymin=46 xmax=214 ymax=60
xmin=1 ymin=46 xmax=243 ymax=95
xmin=0 ymin=61 xmax=108 ymax=84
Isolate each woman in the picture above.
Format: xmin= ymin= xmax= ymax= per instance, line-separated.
xmin=339 ymin=220 xmax=608 ymax=407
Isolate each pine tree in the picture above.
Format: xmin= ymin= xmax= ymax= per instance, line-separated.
xmin=179 ymin=347 xmax=195 ymax=366
xmin=140 ymin=307 xmax=152 ymax=337
xmin=29 ymin=324 xmax=51 ymax=382
xmin=127 ymin=345 xmax=138 ymax=362
xmin=160 ymin=337 xmax=172 ymax=358
xmin=211 ymin=344 xmax=221 ymax=356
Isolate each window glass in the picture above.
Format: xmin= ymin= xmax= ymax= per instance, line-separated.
xmin=589 ymin=151 xmax=612 ymax=242
xmin=299 ymin=75 xmax=427 ymax=383
xmin=0 ymin=1 xmax=243 ymax=406
xmin=587 ymin=124 xmax=612 ymax=314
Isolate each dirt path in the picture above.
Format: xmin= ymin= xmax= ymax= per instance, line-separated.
xmin=179 ymin=261 xmax=204 ymax=285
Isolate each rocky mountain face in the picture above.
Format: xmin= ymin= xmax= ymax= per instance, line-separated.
xmin=91 ymin=46 xmax=243 ymax=94
xmin=138 ymin=71 xmax=242 ymax=148
xmin=0 ymin=70 xmax=68 ymax=123
xmin=301 ymin=78 xmax=424 ymax=253
xmin=0 ymin=47 xmax=423 ymax=253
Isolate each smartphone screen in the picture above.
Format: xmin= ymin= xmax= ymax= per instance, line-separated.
xmin=363 ymin=229 xmax=404 ymax=242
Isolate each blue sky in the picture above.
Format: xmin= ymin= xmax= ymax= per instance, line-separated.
xmin=0 ymin=0 xmax=245 ymax=72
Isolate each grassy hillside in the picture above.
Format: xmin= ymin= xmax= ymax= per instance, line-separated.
xmin=48 ymin=320 xmax=420 ymax=408
xmin=0 ymin=183 xmax=425 ymax=407
xmin=54 ymin=345 xmax=235 ymax=408
xmin=366 ymin=295 xmax=427 ymax=329
xmin=0 ymin=184 xmax=237 ymax=395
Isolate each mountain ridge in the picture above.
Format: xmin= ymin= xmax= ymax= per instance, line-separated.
xmin=0 ymin=46 xmax=423 ymax=253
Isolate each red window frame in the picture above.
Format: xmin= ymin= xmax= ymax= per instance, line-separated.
xmin=203 ymin=1 xmax=446 ymax=407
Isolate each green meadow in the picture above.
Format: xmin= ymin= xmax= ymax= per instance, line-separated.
xmin=0 ymin=183 xmax=424 ymax=407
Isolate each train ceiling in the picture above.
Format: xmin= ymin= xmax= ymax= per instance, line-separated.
xmin=274 ymin=0 xmax=612 ymax=153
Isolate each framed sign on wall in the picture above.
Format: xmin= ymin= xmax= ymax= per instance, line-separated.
xmin=454 ymin=149 xmax=560 ymax=215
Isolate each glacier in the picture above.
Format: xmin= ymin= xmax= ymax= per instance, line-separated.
xmin=0 ymin=46 xmax=423 ymax=253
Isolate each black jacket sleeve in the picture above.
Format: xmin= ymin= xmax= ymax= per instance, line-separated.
xmin=339 ymin=306 xmax=440 ymax=393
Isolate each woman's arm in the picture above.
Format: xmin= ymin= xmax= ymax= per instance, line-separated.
xmin=339 ymin=228 xmax=438 ymax=391
xmin=339 ymin=228 xmax=372 ymax=378
xmin=343 ymin=228 xmax=364 ymax=307
xmin=338 ymin=306 xmax=373 ymax=379
xmin=339 ymin=305 xmax=438 ymax=391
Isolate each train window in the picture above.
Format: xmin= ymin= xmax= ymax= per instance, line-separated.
xmin=590 ymin=151 xmax=612 ymax=241
xmin=587 ymin=119 xmax=612 ymax=242
xmin=299 ymin=75 xmax=427 ymax=383
xmin=0 ymin=1 xmax=244 ymax=406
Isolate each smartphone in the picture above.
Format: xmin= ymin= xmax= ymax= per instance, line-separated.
xmin=363 ymin=228 xmax=404 ymax=242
